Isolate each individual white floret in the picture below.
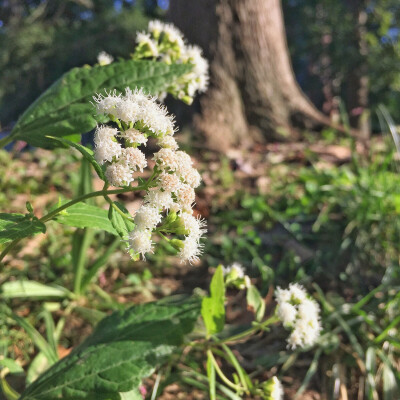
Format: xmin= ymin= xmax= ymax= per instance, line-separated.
xmin=277 ymin=302 xmax=297 ymax=328
xmin=136 ymin=32 xmax=159 ymax=57
xmin=275 ymin=286 xmax=292 ymax=304
xmin=93 ymin=91 xmax=121 ymax=115
xmin=128 ymin=229 xmax=154 ymax=259
xmin=144 ymin=189 xmax=174 ymax=210
xmin=94 ymin=125 xmax=119 ymax=145
xmin=180 ymin=212 xmax=207 ymax=238
xmin=114 ymin=97 xmax=142 ymax=124
xmin=122 ymin=128 xmax=148 ymax=145
xmin=158 ymin=172 xmax=181 ymax=193
xmin=134 ymin=205 xmax=162 ymax=230
xmin=153 ymin=148 xmax=178 ymax=170
xmin=120 ymin=147 xmax=147 ymax=172
xmin=157 ymin=135 xmax=178 ymax=150
xmin=176 ymin=183 xmax=196 ymax=210
xmin=105 ymin=162 xmax=133 ymax=186
xmin=94 ymin=140 xmax=122 ymax=165
xmin=162 ymin=24 xmax=185 ymax=48
xmin=223 ymin=262 xmax=245 ymax=278
xmin=148 ymin=20 xmax=164 ymax=36
xmin=288 ymin=283 xmax=307 ymax=302
xmin=270 ymin=377 xmax=283 ymax=400
xmin=180 ymin=166 xmax=201 ymax=188
xmin=179 ymin=235 xmax=203 ymax=264
xmin=183 ymin=45 xmax=209 ymax=93
xmin=141 ymin=101 xmax=175 ymax=136
xmin=97 ymin=51 xmax=114 ymax=66
xmin=298 ymin=298 xmax=320 ymax=321
xmin=175 ymin=150 xmax=193 ymax=168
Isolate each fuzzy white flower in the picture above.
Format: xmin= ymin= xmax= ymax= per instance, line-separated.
xmin=97 ymin=51 xmax=114 ymax=66
xmin=288 ymin=283 xmax=307 ymax=302
xmin=105 ymin=162 xmax=133 ymax=186
xmin=114 ymin=97 xmax=142 ymax=124
xmin=94 ymin=125 xmax=119 ymax=145
xmin=158 ymin=172 xmax=181 ymax=193
xmin=122 ymin=128 xmax=148 ymax=145
xmin=144 ymin=189 xmax=174 ymax=210
xmin=148 ymin=20 xmax=164 ymax=36
xmin=134 ymin=205 xmax=162 ymax=230
xmin=182 ymin=45 xmax=209 ymax=93
xmin=157 ymin=135 xmax=178 ymax=150
xmin=128 ymin=229 xmax=154 ymax=258
xmin=223 ymin=262 xmax=245 ymax=278
xmin=120 ymin=147 xmax=147 ymax=172
xmin=162 ymin=24 xmax=185 ymax=48
xmin=153 ymin=148 xmax=178 ymax=170
xmin=180 ymin=166 xmax=201 ymax=188
xmin=275 ymin=283 xmax=321 ymax=349
xmin=93 ymin=91 xmax=121 ymax=115
xmin=270 ymin=377 xmax=283 ymax=400
xmin=136 ymin=32 xmax=159 ymax=57
xmin=179 ymin=235 xmax=203 ymax=264
xmin=94 ymin=140 xmax=122 ymax=165
xmin=277 ymin=302 xmax=297 ymax=328
xmin=176 ymin=183 xmax=196 ymax=210
xmin=180 ymin=212 xmax=207 ymax=239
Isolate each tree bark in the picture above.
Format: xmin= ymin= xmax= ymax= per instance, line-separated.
xmin=169 ymin=0 xmax=329 ymax=151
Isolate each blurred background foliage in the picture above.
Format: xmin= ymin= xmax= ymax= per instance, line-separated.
xmin=1 ymin=0 xmax=400 ymax=130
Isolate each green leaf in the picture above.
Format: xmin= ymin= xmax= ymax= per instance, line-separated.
xmin=383 ymin=364 xmax=398 ymax=400
xmin=54 ymin=203 xmax=118 ymax=235
xmin=201 ymin=265 xmax=226 ymax=336
xmin=108 ymin=202 xmax=135 ymax=239
xmin=20 ymin=297 xmax=200 ymax=400
xmin=0 ymin=359 xmax=24 ymax=374
xmin=46 ymin=137 xmax=105 ymax=180
xmin=0 ymin=213 xmax=46 ymax=245
xmin=0 ymin=281 xmax=70 ymax=300
xmin=12 ymin=60 xmax=192 ymax=148
xmin=246 ymin=285 xmax=266 ymax=322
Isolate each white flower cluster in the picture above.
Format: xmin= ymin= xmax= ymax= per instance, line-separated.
xmin=135 ymin=20 xmax=209 ymax=103
xmin=275 ymin=283 xmax=321 ymax=349
xmin=222 ymin=262 xmax=245 ymax=278
xmin=97 ymin=51 xmax=114 ymax=66
xmin=92 ymin=87 xmax=206 ymax=263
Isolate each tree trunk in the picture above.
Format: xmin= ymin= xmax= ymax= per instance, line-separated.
xmin=169 ymin=0 xmax=329 ymax=151
xmin=346 ymin=0 xmax=370 ymax=141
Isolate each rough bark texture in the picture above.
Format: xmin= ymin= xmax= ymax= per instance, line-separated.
xmin=169 ymin=0 xmax=329 ymax=150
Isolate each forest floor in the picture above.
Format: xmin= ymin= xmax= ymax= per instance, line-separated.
xmin=1 ymin=135 xmax=398 ymax=399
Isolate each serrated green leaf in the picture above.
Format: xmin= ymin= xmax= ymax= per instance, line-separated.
xmin=12 ymin=60 xmax=192 ymax=148
xmin=46 ymin=137 xmax=105 ymax=180
xmin=0 ymin=213 xmax=46 ymax=245
xmin=108 ymin=202 xmax=135 ymax=239
xmin=246 ymin=285 xmax=266 ymax=322
xmin=54 ymin=203 xmax=118 ymax=235
xmin=201 ymin=265 xmax=225 ymax=335
xmin=20 ymin=297 xmax=200 ymax=400
xmin=0 ymin=281 xmax=70 ymax=300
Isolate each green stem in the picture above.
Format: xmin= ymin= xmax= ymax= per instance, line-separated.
xmin=216 ymin=316 xmax=279 ymax=344
xmin=0 ymin=186 xmax=145 ymax=262
xmin=73 ymin=229 xmax=95 ymax=295
xmin=104 ymin=195 xmax=133 ymax=222
xmin=0 ymin=134 xmax=15 ymax=149
xmin=207 ymin=350 xmax=243 ymax=392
